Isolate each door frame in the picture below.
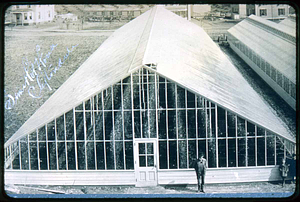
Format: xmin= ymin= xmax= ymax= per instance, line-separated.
xmin=133 ymin=138 xmax=158 ymax=187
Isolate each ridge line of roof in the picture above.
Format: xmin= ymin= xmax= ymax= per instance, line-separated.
xmin=246 ymin=16 xmax=295 ymax=44
xmin=128 ymin=6 xmax=157 ymax=73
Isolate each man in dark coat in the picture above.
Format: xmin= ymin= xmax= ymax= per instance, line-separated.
xmin=193 ymin=153 xmax=207 ymax=193
xmin=279 ymin=158 xmax=289 ymax=187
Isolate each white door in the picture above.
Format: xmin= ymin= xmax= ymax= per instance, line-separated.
xmin=134 ymin=139 xmax=158 ymax=187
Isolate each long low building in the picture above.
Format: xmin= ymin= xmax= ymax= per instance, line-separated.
xmin=4 ymin=6 xmax=295 ymax=187
xmin=227 ymin=15 xmax=296 ymax=110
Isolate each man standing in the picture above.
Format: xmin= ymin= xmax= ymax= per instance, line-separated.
xmin=193 ymin=153 xmax=207 ymax=193
xmin=279 ymin=158 xmax=289 ymax=187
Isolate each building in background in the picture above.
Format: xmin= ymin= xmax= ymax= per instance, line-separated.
xmin=56 ymin=13 xmax=78 ymax=21
xmin=8 ymin=5 xmax=55 ymax=25
xmin=227 ymin=15 xmax=296 ymax=110
xmin=231 ymin=4 xmax=290 ymax=20
xmin=5 ymin=6 xmax=295 ymax=187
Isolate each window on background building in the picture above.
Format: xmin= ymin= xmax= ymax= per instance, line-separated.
xmin=28 ymin=5 xmax=31 ymax=8
xmin=283 ymin=76 xmax=290 ymax=94
xmin=110 ymin=11 xmax=114 ymax=16
xmin=38 ymin=12 xmax=40 ymax=19
xmin=29 ymin=13 xmax=32 ymax=20
xmin=260 ymin=9 xmax=267 ymax=16
xmin=48 ymin=11 xmax=50 ymax=18
xmin=24 ymin=13 xmax=28 ymax=20
xmin=278 ymin=8 xmax=285 ymax=16
xmin=290 ymin=82 xmax=296 ymax=99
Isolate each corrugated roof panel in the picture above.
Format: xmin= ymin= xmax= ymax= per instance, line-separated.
xmin=227 ymin=16 xmax=296 ymax=83
xmin=144 ymin=7 xmax=294 ymax=142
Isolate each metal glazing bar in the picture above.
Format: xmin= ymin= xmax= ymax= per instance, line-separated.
xmin=195 ymin=95 xmax=198 ymax=160
xmin=121 ymin=79 xmax=126 ymax=169
xmin=265 ymin=130 xmax=267 ymax=166
xmin=166 ymin=78 xmax=169 ymax=169
xmin=83 ymin=99 xmax=88 ymax=170
xmin=154 ymin=72 xmax=159 ymax=168
xmin=37 ymin=129 xmax=40 ymax=170
xmin=55 ymin=118 xmax=59 ymax=170
xmin=274 ymin=135 xmax=276 ymax=165
xmin=225 ymin=110 xmax=228 ymax=167
xmin=283 ymin=139 xmax=286 ymax=160
xmin=131 ymin=73 xmax=135 ymax=140
xmin=45 ymin=124 xmax=49 ymax=170
xmin=27 ymin=135 xmax=31 ymax=170
xmin=245 ymin=120 xmax=247 ymax=167
xmin=102 ymin=91 xmax=107 ymax=170
xmin=175 ymin=84 xmax=179 ymax=168
xmin=64 ymin=113 xmax=68 ymax=170
xmin=93 ymin=96 xmax=97 ymax=170
xmin=147 ymin=70 xmax=150 ymax=138
xmin=9 ymin=145 xmax=12 ymax=169
xmin=255 ymin=125 xmax=257 ymax=167
xmin=139 ymin=70 xmax=142 ymax=137
xmin=111 ymin=86 xmax=116 ymax=170
xmin=19 ymin=140 xmax=22 ymax=170
xmin=73 ymin=107 xmax=78 ymax=170
xmin=205 ymin=100 xmax=208 ymax=166
xmin=215 ymin=104 xmax=218 ymax=168
xmin=235 ymin=115 xmax=238 ymax=167
xmin=185 ymin=89 xmax=189 ymax=167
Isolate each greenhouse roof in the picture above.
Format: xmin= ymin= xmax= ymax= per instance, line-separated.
xmin=279 ymin=17 xmax=296 ymax=34
xmin=227 ymin=15 xmax=296 ymax=83
xmin=5 ymin=6 xmax=295 ymax=147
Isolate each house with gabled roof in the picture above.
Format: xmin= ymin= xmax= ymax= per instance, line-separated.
xmin=227 ymin=15 xmax=296 ymax=110
xmin=4 ymin=6 xmax=295 ymax=187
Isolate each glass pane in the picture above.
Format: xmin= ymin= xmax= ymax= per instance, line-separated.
xmin=133 ymin=84 xmax=140 ymax=109
xmin=86 ymin=112 xmax=94 ymax=140
xmin=96 ymin=142 xmax=105 ymax=170
xmin=267 ymin=133 xmax=275 ymax=165
xmin=147 ymin=156 xmax=154 ymax=167
xmin=76 ymin=112 xmax=84 ymax=140
xmin=77 ymin=142 xmax=86 ymax=170
xmin=187 ymin=91 xmax=195 ymax=108
xmin=217 ymin=107 xmax=226 ymax=137
xmin=122 ymin=76 xmax=131 ymax=84
xmin=48 ymin=142 xmax=57 ymax=170
xmin=142 ymin=111 xmax=149 ymax=138
xmin=87 ymin=142 xmax=95 ymax=170
xmin=177 ymin=85 xmax=185 ymax=108
xmin=208 ymin=139 xmax=216 ymax=168
xmin=149 ymin=110 xmax=157 ymax=138
xmin=237 ymin=117 xmax=246 ymax=137
xmin=39 ymin=142 xmax=47 ymax=170
xmin=103 ymin=87 xmax=112 ymax=110
xmin=188 ymin=110 xmax=196 ymax=138
xmin=188 ymin=140 xmax=196 ymax=168
xmin=113 ymin=85 xmax=121 ymax=110
xmin=114 ymin=111 xmax=123 ymax=140
xmin=29 ymin=131 xmax=37 ymax=141
xmin=198 ymin=140 xmax=206 ymax=160
xmin=168 ymin=110 xmax=176 ymax=139
xmin=134 ymin=111 xmax=141 ymax=138
xmin=106 ymin=142 xmax=115 ymax=169
xmin=167 ymin=82 xmax=176 ymax=108
xmin=139 ymin=143 xmax=145 ymax=154
xmin=228 ymin=139 xmax=236 ymax=167
xmin=125 ymin=141 xmax=134 ymax=170
xmin=197 ymin=109 xmax=206 ymax=138
xmin=67 ymin=142 xmax=76 ymax=170
xmin=97 ymin=93 xmax=102 ymax=110
xmin=257 ymin=137 xmax=265 ymax=166
xmin=247 ymin=121 xmax=255 ymax=136
xmin=159 ymin=83 xmax=166 ymax=108
xmin=124 ymin=111 xmax=133 ymax=140
xmin=56 ymin=115 xmax=65 ymax=140
xmin=95 ymin=111 xmax=104 ymax=140
xmin=115 ymin=141 xmax=124 ymax=170
xmin=197 ymin=96 xmax=205 ymax=108
xmin=123 ymin=84 xmax=131 ymax=109
xmin=159 ymin=141 xmax=167 ymax=169
xmin=85 ymin=99 xmax=91 ymax=111
xmin=276 ymin=136 xmax=284 ymax=165
xmin=65 ymin=110 xmax=74 ymax=140
xmin=247 ymin=138 xmax=255 ymax=166
xmin=218 ymin=139 xmax=226 ymax=167
xmin=105 ymin=112 xmax=113 ymax=140
xmin=75 ymin=103 xmax=83 ymax=110
xmin=38 ymin=126 xmax=46 ymax=141
xmin=149 ymin=83 xmax=156 ymax=109
xmin=58 ymin=142 xmax=66 ymax=170
xmin=177 ymin=110 xmax=186 ymax=139
xmin=179 ymin=140 xmax=187 ymax=168
xmin=169 ymin=141 xmax=177 ymax=169
xmin=158 ymin=110 xmax=167 ymax=139
xmin=20 ymin=141 xmax=28 ymax=171
xmin=147 ymin=143 xmax=153 ymax=154
xmin=211 ymin=106 xmax=216 ymax=138
xmin=238 ymin=138 xmax=246 ymax=167
xmin=139 ymin=156 xmax=146 ymax=167
xmin=30 ymin=142 xmax=38 ymax=170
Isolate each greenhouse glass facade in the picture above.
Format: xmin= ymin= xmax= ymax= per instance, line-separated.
xmin=5 ymin=67 xmax=295 ymax=173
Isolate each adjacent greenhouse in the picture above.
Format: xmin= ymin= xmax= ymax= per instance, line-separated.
xmin=227 ymin=15 xmax=296 ymax=110
xmin=5 ymin=6 xmax=295 ymax=186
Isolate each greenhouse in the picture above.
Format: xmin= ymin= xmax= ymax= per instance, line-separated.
xmin=227 ymin=15 xmax=296 ymax=110
xmin=5 ymin=6 xmax=295 ymax=186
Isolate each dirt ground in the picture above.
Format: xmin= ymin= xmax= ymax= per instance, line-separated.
xmin=4 ymin=181 xmax=296 ymax=196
